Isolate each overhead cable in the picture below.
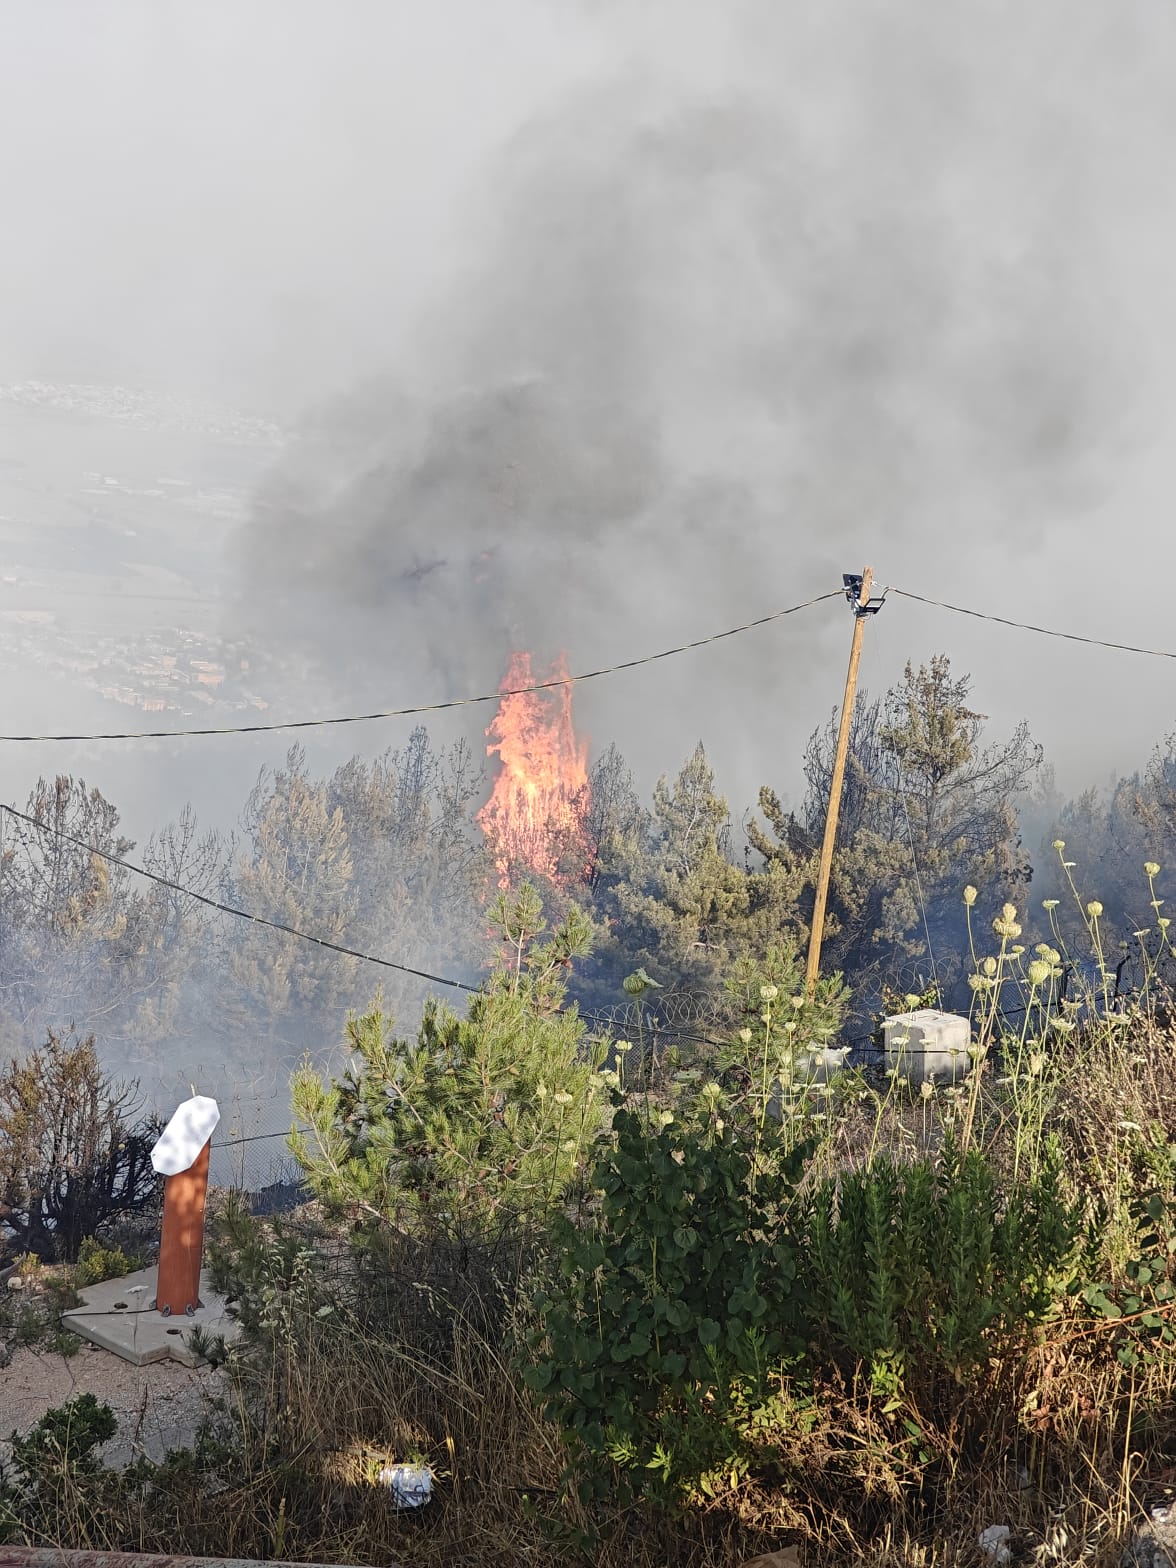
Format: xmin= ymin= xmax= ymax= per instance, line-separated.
xmin=0 ymin=803 xmax=734 ymax=1044
xmin=6 ymin=583 xmax=1175 ymax=748
xmin=0 ymin=797 xmax=1059 ymax=1064
xmin=0 ymin=800 xmax=762 ymax=1078
xmin=0 ymin=802 xmax=479 ymax=994
xmin=891 ymin=588 xmax=1176 ymax=661
xmin=0 ymin=590 xmax=842 ymax=743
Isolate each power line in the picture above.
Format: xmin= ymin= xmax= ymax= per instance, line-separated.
xmin=213 ymin=1127 xmax=296 ymax=1149
xmin=0 ymin=802 xmax=479 ymax=995
xmin=7 ymin=580 xmax=1175 ymax=750
xmin=0 ymin=801 xmax=750 ymax=1101
xmin=0 ymin=803 xmax=733 ymax=1049
xmin=0 ymin=786 xmax=1048 ymax=1070
xmin=0 ymin=590 xmax=842 ymax=743
xmin=891 ymin=587 xmax=1176 ymax=661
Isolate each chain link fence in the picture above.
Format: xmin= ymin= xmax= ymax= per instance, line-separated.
xmin=146 ymin=1056 xmax=313 ymax=1213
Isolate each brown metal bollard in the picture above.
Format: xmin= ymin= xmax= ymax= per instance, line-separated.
xmin=155 ymin=1136 xmax=211 ymax=1316
xmin=150 ymin=1095 xmax=221 ymax=1318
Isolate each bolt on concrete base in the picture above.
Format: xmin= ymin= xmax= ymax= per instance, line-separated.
xmin=61 ymin=1266 xmax=242 ymax=1368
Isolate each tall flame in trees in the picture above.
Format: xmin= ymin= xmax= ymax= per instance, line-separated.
xmin=477 ymin=652 xmax=591 ymax=889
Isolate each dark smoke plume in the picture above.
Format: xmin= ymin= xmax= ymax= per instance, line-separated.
xmin=231 ymin=12 xmax=1149 ymax=797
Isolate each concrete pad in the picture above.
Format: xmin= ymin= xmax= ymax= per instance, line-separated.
xmin=1 ymin=1345 xmax=224 ymax=1467
xmin=62 ymin=1266 xmax=242 ymax=1367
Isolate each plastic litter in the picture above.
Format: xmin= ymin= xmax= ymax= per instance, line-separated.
xmin=978 ymin=1524 xmax=1011 ymax=1565
xmin=378 ymin=1463 xmax=433 ymax=1508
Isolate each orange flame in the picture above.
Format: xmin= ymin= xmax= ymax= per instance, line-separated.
xmin=476 ymin=651 xmax=591 ymax=889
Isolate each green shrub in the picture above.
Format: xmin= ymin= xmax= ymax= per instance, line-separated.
xmin=206 ymin=1192 xmax=335 ymax=1344
xmin=801 ymin=1134 xmax=1083 ymax=1396
xmin=75 ymin=1237 xmax=134 ymax=1286
xmin=45 ymin=1328 xmax=82 ymax=1357
xmin=0 ymin=1394 xmax=117 ymax=1543
xmin=9 ymin=1393 xmax=116 ymax=1472
xmin=1082 ymin=1142 xmax=1176 ymax=1367
xmin=290 ymin=885 xmax=606 ymax=1244
xmin=527 ymin=1104 xmax=812 ymax=1504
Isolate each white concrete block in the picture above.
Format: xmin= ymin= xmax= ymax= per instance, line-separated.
xmin=788 ymin=1045 xmax=851 ymax=1087
xmin=882 ymin=1008 xmax=971 ymax=1085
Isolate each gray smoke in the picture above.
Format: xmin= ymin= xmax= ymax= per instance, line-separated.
xmin=2 ymin=1 xmax=1174 ymax=814
xmin=3 ymin=0 xmax=1176 ymax=1138
xmin=229 ymin=5 xmax=1163 ymax=801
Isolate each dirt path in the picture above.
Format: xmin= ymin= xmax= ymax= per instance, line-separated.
xmin=0 ymin=1342 xmax=225 ymax=1466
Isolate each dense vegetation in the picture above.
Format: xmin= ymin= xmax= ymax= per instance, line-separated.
xmin=7 ymin=649 xmax=1176 ymax=1562
xmin=4 ymin=872 xmax=1176 ymax=1564
xmin=2 ymin=651 xmax=1173 ymax=1089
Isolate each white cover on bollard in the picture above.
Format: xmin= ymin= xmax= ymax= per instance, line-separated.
xmin=151 ymin=1095 xmax=221 ymax=1176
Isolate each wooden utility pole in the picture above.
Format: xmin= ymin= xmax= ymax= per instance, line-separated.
xmin=805 ymin=567 xmax=878 ymax=996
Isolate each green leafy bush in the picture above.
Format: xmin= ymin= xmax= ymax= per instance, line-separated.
xmin=207 ymin=1192 xmax=335 ymax=1344
xmin=8 ymin=1393 xmax=116 ymax=1472
xmin=801 ymin=1134 xmax=1082 ymax=1394
xmin=0 ymin=1394 xmax=117 ymax=1542
xmin=1082 ymin=1142 xmax=1176 ymax=1367
xmin=527 ymin=1105 xmax=812 ymax=1503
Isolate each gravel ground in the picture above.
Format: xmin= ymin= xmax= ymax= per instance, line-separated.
xmin=0 ymin=1342 xmax=225 ymax=1466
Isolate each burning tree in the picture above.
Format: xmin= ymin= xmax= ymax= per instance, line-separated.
xmin=477 ymin=652 xmax=592 ymax=888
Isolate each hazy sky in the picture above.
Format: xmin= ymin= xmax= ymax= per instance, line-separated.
xmin=3 ymin=1 xmax=1176 ymax=835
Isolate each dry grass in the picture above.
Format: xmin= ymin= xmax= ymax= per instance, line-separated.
xmin=11 ymin=1019 xmax=1176 ymax=1566
xmin=13 ymin=1291 xmax=1174 ymax=1566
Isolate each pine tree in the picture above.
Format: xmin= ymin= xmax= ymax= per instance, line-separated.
xmin=0 ymin=778 xmax=142 ymax=1045
xmin=748 ymin=657 xmax=1041 ymax=1001
xmin=224 ymin=747 xmax=359 ymax=1046
xmin=592 ymin=743 xmax=757 ymax=996
xmin=290 ymin=884 xmax=605 ymax=1241
xmin=325 ymin=728 xmax=486 ymax=1011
